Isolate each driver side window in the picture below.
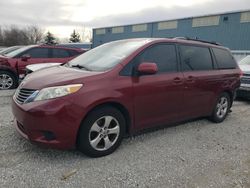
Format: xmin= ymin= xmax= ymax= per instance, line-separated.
xmin=120 ymin=43 xmax=178 ymax=76
xmin=134 ymin=44 xmax=177 ymax=74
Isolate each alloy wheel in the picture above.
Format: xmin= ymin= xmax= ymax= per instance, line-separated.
xmin=0 ymin=74 xmax=13 ymax=89
xmin=89 ymin=116 xmax=120 ymax=151
xmin=216 ymin=96 xmax=228 ymax=119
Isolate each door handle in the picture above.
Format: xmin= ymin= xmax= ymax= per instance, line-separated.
xmin=186 ymin=76 xmax=195 ymax=83
xmin=173 ymin=77 xmax=182 ymax=84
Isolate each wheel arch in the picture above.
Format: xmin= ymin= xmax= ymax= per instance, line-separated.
xmin=0 ymin=67 xmax=19 ymax=81
xmin=76 ymin=101 xmax=132 ymax=146
xmin=0 ymin=68 xmax=19 ymax=89
xmin=222 ymin=90 xmax=234 ymax=107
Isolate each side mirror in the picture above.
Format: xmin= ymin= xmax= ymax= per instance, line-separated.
xmin=137 ymin=62 xmax=158 ymax=75
xmin=21 ymin=54 xmax=31 ymax=61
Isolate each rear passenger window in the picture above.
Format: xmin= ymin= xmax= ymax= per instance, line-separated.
xmin=26 ymin=48 xmax=49 ymax=58
xmin=180 ymin=45 xmax=213 ymax=71
xmin=135 ymin=44 xmax=178 ymax=73
xmin=52 ymin=49 xmax=70 ymax=58
xmin=212 ymin=48 xmax=236 ymax=69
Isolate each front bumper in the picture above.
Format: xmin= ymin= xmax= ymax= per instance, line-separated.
xmin=11 ymin=96 xmax=85 ymax=150
xmin=237 ymin=84 xmax=250 ymax=99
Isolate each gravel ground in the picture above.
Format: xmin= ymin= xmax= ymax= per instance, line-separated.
xmin=0 ymin=90 xmax=250 ymax=188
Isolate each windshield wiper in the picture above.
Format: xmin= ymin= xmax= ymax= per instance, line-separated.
xmin=70 ymin=64 xmax=91 ymax=71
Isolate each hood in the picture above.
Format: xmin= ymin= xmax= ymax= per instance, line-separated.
xmin=0 ymin=55 xmax=8 ymax=61
xmin=239 ymin=64 xmax=250 ymax=74
xmin=0 ymin=55 xmax=7 ymax=58
xmin=0 ymin=55 xmax=9 ymax=59
xmin=21 ymin=65 xmax=104 ymax=90
xmin=26 ymin=63 xmax=62 ymax=72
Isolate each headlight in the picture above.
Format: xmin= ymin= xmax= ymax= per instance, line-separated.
xmin=33 ymin=84 xmax=83 ymax=102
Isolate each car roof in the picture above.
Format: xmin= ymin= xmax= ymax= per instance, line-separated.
xmin=112 ymin=38 xmax=228 ymax=50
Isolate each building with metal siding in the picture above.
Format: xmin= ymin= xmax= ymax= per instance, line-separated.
xmin=92 ymin=10 xmax=250 ymax=50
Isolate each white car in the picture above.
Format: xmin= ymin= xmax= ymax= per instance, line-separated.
xmin=237 ymin=55 xmax=250 ymax=99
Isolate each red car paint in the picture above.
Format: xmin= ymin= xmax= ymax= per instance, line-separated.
xmin=11 ymin=38 xmax=241 ymax=150
xmin=0 ymin=45 xmax=84 ymax=78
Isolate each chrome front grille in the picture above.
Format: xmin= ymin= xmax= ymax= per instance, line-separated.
xmin=241 ymin=76 xmax=250 ymax=84
xmin=243 ymin=73 xmax=250 ymax=77
xmin=15 ymin=88 xmax=36 ymax=104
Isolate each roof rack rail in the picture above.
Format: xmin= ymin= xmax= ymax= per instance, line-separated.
xmin=174 ymin=37 xmax=221 ymax=46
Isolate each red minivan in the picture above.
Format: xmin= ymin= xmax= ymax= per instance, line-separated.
xmin=0 ymin=45 xmax=84 ymax=89
xmin=12 ymin=38 xmax=241 ymax=157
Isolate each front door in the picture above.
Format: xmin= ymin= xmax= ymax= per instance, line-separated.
xmin=132 ymin=43 xmax=185 ymax=130
xmin=17 ymin=47 xmax=51 ymax=74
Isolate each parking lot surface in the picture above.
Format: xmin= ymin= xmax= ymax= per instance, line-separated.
xmin=0 ymin=90 xmax=250 ymax=188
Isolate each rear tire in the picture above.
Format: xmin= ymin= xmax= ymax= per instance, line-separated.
xmin=0 ymin=70 xmax=18 ymax=90
xmin=209 ymin=92 xmax=231 ymax=123
xmin=77 ymin=106 xmax=125 ymax=157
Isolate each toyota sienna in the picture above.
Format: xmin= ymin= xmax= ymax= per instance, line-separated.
xmin=12 ymin=38 xmax=241 ymax=157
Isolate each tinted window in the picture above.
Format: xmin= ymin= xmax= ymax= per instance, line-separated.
xmin=212 ymin=48 xmax=236 ymax=69
xmin=69 ymin=50 xmax=81 ymax=57
xmin=25 ymin=48 xmax=49 ymax=58
xmin=180 ymin=45 xmax=213 ymax=71
xmin=134 ymin=44 xmax=177 ymax=73
xmin=52 ymin=49 xmax=70 ymax=58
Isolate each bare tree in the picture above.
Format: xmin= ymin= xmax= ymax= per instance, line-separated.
xmin=26 ymin=25 xmax=44 ymax=44
xmin=78 ymin=26 xmax=92 ymax=42
xmin=3 ymin=26 xmax=28 ymax=46
xmin=0 ymin=25 xmax=45 ymax=46
xmin=0 ymin=26 xmax=3 ymax=46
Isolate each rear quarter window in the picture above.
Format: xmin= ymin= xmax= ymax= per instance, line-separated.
xmin=212 ymin=48 xmax=236 ymax=69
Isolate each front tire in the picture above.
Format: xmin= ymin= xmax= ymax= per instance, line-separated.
xmin=0 ymin=70 xmax=18 ymax=90
xmin=77 ymin=106 xmax=125 ymax=157
xmin=209 ymin=93 xmax=231 ymax=123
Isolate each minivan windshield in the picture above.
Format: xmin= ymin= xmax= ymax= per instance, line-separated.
xmin=67 ymin=39 xmax=152 ymax=72
xmin=239 ymin=56 xmax=250 ymax=65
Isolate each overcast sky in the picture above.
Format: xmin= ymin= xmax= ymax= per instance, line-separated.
xmin=0 ymin=0 xmax=250 ymax=39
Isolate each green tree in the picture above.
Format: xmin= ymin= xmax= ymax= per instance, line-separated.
xmin=69 ymin=30 xmax=81 ymax=43
xmin=44 ymin=31 xmax=57 ymax=45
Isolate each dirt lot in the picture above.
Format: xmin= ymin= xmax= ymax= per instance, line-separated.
xmin=0 ymin=90 xmax=250 ymax=188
